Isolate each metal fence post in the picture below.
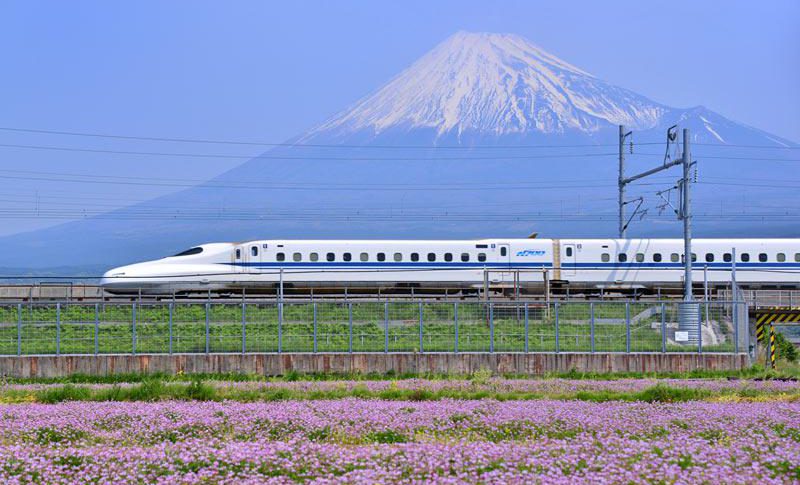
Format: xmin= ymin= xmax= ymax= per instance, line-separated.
xmin=241 ymin=302 xmax=246 ymax=355
xmin=277 ymin=301 xmax=283 ymax=354
xmin=56 ymin=303 xmax=61 ymax=356
xmin=168 ymin=303 xmax=174 ymax=355
xmin=204 ymin=302 xmax=209 ymax=354
xmin=524 ymin=302 xmax=529 ymax=353
xmin=489 ymin=302 xmax=494 ymax=353
xmin=733 ymin=301 xmax=739 ymax=354
xmin=661 ymin=302 xmax=667 ymax=353
xmin=17 ymin=303 xmax=22 ymax=356
xmin=698 ymin=303 xmax=703 ymax=354
xmin=94 ymin=303 xmax=99 ymax=356
xmin=590 ymin=302 xmax=595 ymax=353
xmin=454 ymin=302 xmax=459 ymax=354
xmin=554 ymin=302 xmax=559 ymax=353
xmin=625 ymin=302 xmax=630 ymax=354
xmin=348 ymin=303 xmax=353 ymax=353
xmin=132 ymin=303 xmax=137 ymax=356
xmin=418 ymin=302 xmax=424 ymax=353
xmin=384 ymin=302 xmax=389 ymax=353
xmin=313 ymin=302 xmax=318 ymax=354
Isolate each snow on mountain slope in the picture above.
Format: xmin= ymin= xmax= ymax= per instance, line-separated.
xmin=307 ymin=32 xmax=668 ymax=141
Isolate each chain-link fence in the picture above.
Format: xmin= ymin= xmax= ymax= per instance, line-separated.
xmin=0 ymin=300 xmax=749 ymax=355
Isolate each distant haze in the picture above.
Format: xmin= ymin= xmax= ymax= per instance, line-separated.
xmin=0 ymin=29 xmax=798 ymax=274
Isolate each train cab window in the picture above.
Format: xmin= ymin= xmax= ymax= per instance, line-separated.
xmin=444 ymin=253 xmax=453 ymax=262
xmin=478 ymin=253 xmax=487 ymax=262
xmin=759 ymin=253 xmax=768 ymax=262
xmin=723 ymin=253 xmax=732 ymax=263
xmin=276 ymin=252 xmax=285 ymax=262
xmin=670 ymin=253 xmax=679 ymax=262
xmin=618 ymin=253 xmax=627 ymax=263
xmin=326 ymin=252 xmax=335 ymax=262
xmin=394 ymin=253 xmax=402 ymax=262
xmin=174 ymin=247 xmax=204 ymax=257
xmin=501 ymin=247 xmax=508 ymax=256
xmin=653 ymin=253 xmax=662 ymax=262
xmin=360 ymin=252 xmax=369 ymax=262
xmin=377 ymin=252 xmax=386 ymax=262
xmin=601 ymin=253 xmax=610 ymax=262
xmin=565 ymin=247 xmax=573 ymax=257
xmin=461 ymin=253 xmax=470 ymax=262
xmin=293 ymin=252 xmax=302 ymax=262
xmin=411 ymin=253 xmax=420 ymax=262
xmin=777 ymin=253 xmax=786 ymax=262
xmin=636 ymin=253 xmax=644 ymax=263
xmin=251 ymin=246 xmax=258 ymax=257
xmin=343 ymin=252 xmax=352 ymax=262
xmin=741 ymin=253 xmax=750 ymax=262
xmin=310 ymin=252 xmax=319 ymax=262
xmin=427 ymin=253 xmax=436 ymax=262
xmin=705 ymin=253 xmax=714 ymax=263
xmin=235 ymin=248 xmax=241 ymax=259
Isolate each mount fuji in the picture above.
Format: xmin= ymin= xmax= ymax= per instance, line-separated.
xmin=2 ymin=32 xmax=797 ymax=273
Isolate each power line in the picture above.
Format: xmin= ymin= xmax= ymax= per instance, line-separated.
xmin=0 ymin=126 xmax=661 ymax=149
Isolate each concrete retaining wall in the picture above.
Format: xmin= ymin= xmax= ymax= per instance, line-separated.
xmin=0 ymin=353 xmax=749 ymax=378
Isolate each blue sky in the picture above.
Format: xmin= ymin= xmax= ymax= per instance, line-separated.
xmin=0 ymin=0 xmax=798 ymax=236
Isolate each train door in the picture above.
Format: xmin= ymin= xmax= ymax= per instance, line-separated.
xmin=563 ymin=243 xmax=576 ymax=277
xmin=233 ymin=245 xmax=246 ymax=272
xmin=498 ymin=243 xmax=512 ymax=282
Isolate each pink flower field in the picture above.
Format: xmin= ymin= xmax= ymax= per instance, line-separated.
xmin=1 ymin=398 xmax=798 ymax=483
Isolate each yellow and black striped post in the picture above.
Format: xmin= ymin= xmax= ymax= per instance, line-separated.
xmin=768 ymin=322 xmax=776 ymax=370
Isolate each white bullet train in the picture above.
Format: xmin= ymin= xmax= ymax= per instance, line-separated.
xmin=100 ymin=238 xmax=800 ymax=294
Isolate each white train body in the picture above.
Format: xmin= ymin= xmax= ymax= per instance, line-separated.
xmin=100 ymin=238 xmax=800 ymax=292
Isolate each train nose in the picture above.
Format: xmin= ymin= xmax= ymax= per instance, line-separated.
xmin=99 ymin=266 xmax=130 ymax=289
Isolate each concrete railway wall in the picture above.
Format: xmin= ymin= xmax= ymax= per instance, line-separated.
xmin=0 ymin=353 xmax=749 ymax=378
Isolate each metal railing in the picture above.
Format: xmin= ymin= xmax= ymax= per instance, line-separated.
xmin=0 ymin=300 xmax=749 ymax=356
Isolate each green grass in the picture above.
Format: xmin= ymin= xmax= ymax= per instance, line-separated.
xmin=0 ymin=302 xmax=738 ymax=355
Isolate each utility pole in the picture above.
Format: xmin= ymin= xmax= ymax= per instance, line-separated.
xmin=681 ymin=129 xmax=692 ymax=301
xmin=618 ymin=125 xmax=632 ymax=238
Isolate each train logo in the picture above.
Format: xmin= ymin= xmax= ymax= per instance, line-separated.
xmin=516 ymin=249 xmax=546 ymax=257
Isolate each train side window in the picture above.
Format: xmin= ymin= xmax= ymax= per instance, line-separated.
xmin=501 ymin=247 xmax=508 ymax=256
xmin=444 ymin=253 xmax=453 ymax=262
xmin=565 ymin=247 xmax=573 ymax=257
xmin=777 ymin=253 xmax=786 ymax=262
xmin=360 ymin=252 xmax=369 ymax=262
xmin=723 ymin=253 xmax=731 ymax=262
xmin=235 ymin=248 xmax=241 ymax=259
xmin=618 ymin=253 xmax=627 ymax=263
xmin=251 ymin=246 xmax=258 ymax=257
xmin=601 ymin=253 xmax=610 ymax=262
xmin=741 ymin=253 xmax=750 ymax=262
xmin=427 ymin=253 xmax=436 ymax=262
xmin=635 ymin=253 xmax=644 ymax=263
xmin=394 ymin=253 xmax=402 ymax=262
xmin=795 ymin=253 xmax=800 ymax=262
xmin=691 ymin=253 xmax=697 ymax=262
xmin=670 ymin=253 xmax=679 ymax=262
xmin=343 ymin=252 xmax=352 ymax=262
xmin=276 ymin=252 xmax=285 ymax=262
xmin=759 ymin=253 xmax=767 ymax=262
xmin=326 ymin=252 xmax=335 ymax=262
xmin=293 ymin=252 xmax=301 ymax=262
xmin=705 ymin=253 xmax=714 ymax=263
xmin=377 ymin=252 xmax=386 ymax=262
xmin=461 ymin=253 xmax=470 ymax=262
xmin=477 ymin=252 xmax=487 ymax=262
xmin=411 ymin=253 xmax=419 ymax=262
xmin=310 ymin=252 xmax=319 ymax=262
xmin=653 ymin=253 xmax=662 ymax=262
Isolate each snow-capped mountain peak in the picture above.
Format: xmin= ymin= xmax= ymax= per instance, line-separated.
xmin=308 ymin=31 xmax=668 ymax=140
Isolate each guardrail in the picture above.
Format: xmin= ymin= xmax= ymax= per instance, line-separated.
xmin=0 ymin=300 xmax=749 ymax=356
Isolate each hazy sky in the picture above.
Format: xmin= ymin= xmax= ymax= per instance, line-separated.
xmin=1 ymin=0 xmax=798 ymax=236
